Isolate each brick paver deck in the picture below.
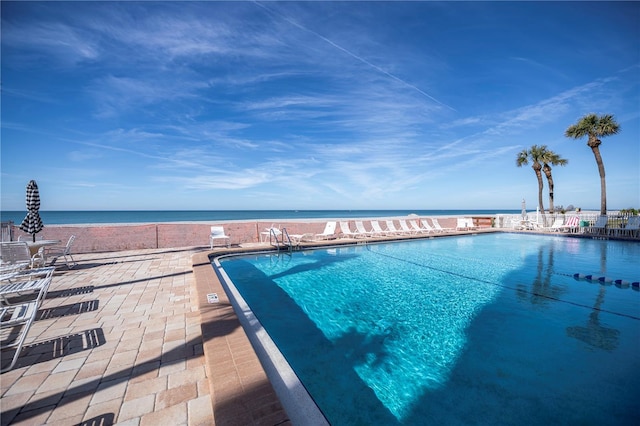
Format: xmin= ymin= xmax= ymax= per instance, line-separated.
xmin=1 ymin=246 xmax=288 ymax=426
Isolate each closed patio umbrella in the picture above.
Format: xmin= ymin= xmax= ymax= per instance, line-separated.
xmin=19 ymin=180 xmax=44 ymax=242
xmin=521 ymin=198 xmax=527 ymax=220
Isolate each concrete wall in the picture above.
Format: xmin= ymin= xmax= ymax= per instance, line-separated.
xmin=9 ymin=217 xmax=468 ymax=253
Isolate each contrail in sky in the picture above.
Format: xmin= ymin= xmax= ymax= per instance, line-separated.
xmin=254 ymin=1 xmax=455 ymax=111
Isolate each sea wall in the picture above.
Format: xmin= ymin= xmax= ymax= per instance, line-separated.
xmin=8 ymin=216 xmax=478 ymax=253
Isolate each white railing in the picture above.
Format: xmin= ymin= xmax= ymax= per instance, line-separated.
xmin=1 ymin=221 xmax=13 ymax=242
xmin=494 ymin=211 xmax=631 ymax=231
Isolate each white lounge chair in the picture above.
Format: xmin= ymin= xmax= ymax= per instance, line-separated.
xmin=355 ymin=221 xmax=374 ymax=238
xmin=0 ymin=266 xmax=54 ymax=372
xmin=410 ymin=220 xmax=431 ymax=234
xmin=558 ymin=216 xmax=580 ymax=233
xmin=370 ymin=221 xmax=389 ymax=236
xmin=420 ymin=219 xmax=438 ymax=233
xmin=260 ymin=224 xmax=281 ymax=243
xmin=431 ymin=218 xmax=453 ymax=233
xmin=384 ymin=220 xmax=405 ymax=236
xmin=0 ymin=263 xmax=30 ymax=278
xmin=1 ymin=266 xmax=55 ymax=284
xmin=315 ymin=222 xmax=337 ymax=240
xmin=1 ymin=300 xmax=41 ymax=372
xmin=398 ymin=220 xmax=417 ymax=235
xmin=45 ymin=235 xmax=77 ymax=269
xmin=1 ymin=270 xmax=54 ymax=307
xmin=285 ymin=232 xmax=314 ymax=246
xmin=1 ymin=242 xmax=45 ymax=268
xmin=339 ymin=221 xmax=361 ymax=239
xmin=548 ymin=217 xmax=564 ymax=232
xmin=209 ymin=226 xmax=231 ymax=248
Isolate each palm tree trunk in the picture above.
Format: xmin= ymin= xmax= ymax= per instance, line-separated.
xmin=590 ymin=145 xmax=607 ymax=215
xmin=543 ymin=165 xmax=555 ymax=214
xmin=535 ymin=168 xmax=546 ymax=223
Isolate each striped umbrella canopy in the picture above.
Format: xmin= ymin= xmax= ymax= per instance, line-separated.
xmin=19 ymin=180 xmax=44 ymax=242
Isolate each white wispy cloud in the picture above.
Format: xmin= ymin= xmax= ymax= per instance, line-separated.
xmin=253 ymin=1 xmax=454 ymax=110
xmin=88 ymin=75 xmax=206 ymax=118
xmin=2 ymin=20 xmax=99 ymax=64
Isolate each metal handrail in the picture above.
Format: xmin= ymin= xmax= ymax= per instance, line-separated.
xmin=269 ymin=228 xmax=281 ymax=253
xmin=281 ymin=228 xmax=294 ymax=251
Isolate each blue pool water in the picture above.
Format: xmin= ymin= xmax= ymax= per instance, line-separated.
xmin=218 ymin=234 xmax=640 ymax=425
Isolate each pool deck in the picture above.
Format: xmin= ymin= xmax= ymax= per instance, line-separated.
xmin=1 ymin=227 xmax=636 ymax=425
xmin=0 ymin=245 xmax=291 ymax=426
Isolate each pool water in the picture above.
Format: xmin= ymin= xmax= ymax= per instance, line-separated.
xmin=218 ymin=234 xmax=639 ymax=425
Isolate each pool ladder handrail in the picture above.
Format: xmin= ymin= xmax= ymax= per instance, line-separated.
xmin=269 ymin=227 xmax=294 ymax=253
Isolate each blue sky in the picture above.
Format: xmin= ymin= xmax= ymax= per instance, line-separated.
xmin=1 ymin=1 xmax=638 ymax=211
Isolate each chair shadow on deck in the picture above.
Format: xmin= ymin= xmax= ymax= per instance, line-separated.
xmin=2 ymin=328 xmax=106 ymax=371
xmin=77 ymin=413 xmax=115 ymax=426
xmin=37 ymin=300 xmax=99 ymax=320
xmin=45 ymin=286 xmax=95 ymax=299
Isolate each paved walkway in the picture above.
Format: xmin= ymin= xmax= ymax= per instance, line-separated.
xmin=1 ymin=247 xmax=216 ymax=425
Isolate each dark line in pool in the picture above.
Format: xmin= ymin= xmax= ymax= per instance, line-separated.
xmin=365 ymin=245 xmax=640 ymax=321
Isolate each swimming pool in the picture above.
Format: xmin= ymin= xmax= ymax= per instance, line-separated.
xmin=216 ymin=233 xmax=639 ymax=425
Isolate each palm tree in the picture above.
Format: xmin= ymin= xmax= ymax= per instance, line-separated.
xmin=565 ymin=114 xmax=620 ymax=215
xmin=516 ymin=145 xmax=547 ymax=221
xmin=540 ymin=149 xmax=568 ymax=214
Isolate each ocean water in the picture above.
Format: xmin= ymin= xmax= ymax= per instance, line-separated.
xmin=0 ymin=209 xmax=520 ymax=225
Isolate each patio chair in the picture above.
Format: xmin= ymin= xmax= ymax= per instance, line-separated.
xmin=398 ymin=220 xmax=417 ymax=235
xmin=1 ymin=242 xmax=45 ymax=268
xmin=1 ymin=266 xmax=55 ymax=286
xmin=285 ymin=232 xmax=314 ymax=246
xmin=410 ymin=220 xmax=431 ymax=234
xmin=1 ymin=300 xmax=40 ymax=372
xmin=209 ymin=226 xmax=231 ymax=249
xmin=431 ymin=218 xmax=453 ymax=232
xmin=548 ymin=217 xmax=564 ymax=232
xmin=1 ymin=271 xmax=54 ymax=308
xmin=384 ymin=220 xmax=407 ymax=236
xmin=339 ymin=221 xmax=361 ymax=239
xmin=370 ymin=221 xmax=389 ymax=236
xmin=586 ymin=215 xmax=608 ymax=235
xmin=618 ymin=216 xmax=640 ymax=238
xmin=420 ymin=219 xmax=439 ymax=233
xmin=260 ymin=224 xmax=281 ymax=243
xmin=45 ymin=235 xmax=77 ymax=269
xmin=315 ymin=222 xmax=337 ymax=241
xmin=0 ymin=266 xmax=53 ymax=373
xmin=355 ymin=221 xmax=374 ymax=238
xmin=0 ymin=262 xmax=30 ymax=278
xmin=558 ymin=216 xmax=580 ymax=233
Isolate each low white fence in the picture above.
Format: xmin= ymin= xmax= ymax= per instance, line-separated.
xmin=494 ymin=211 xmax=629 ymax=230
xmin=1 ymin=221 xmax=13 ymax=242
